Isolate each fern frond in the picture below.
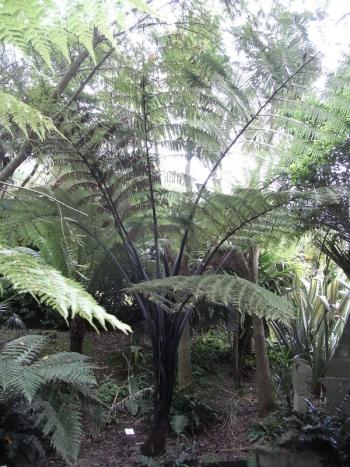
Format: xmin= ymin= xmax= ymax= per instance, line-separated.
xmin=34 ymin=398 xmax=82 ymax=463
xmin=6 ymin=366 xmax=44 ymax=401
xmin=170 ymin=413 xmax=189 ymax=436
xmin=129 ymin=274 xmax=294 ymax=322
xmin=0 ymin=91 xmax=57 ymax=140
xmin=0 ymin=334 xmax=100 ymax=462
xmin=37 ymin=353 xmax=96 ymax=388
xmin=0 ymin=246 xmax=130 ymax=333
xmin=0 ymin=334 xmax=49 ymax=364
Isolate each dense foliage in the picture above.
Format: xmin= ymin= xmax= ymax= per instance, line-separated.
xmin=0 ymin=334 xmax=101 ymax=465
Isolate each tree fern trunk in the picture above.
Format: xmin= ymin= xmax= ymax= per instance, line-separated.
xmin=177 ymin=320 xmax=192 ymax=390
xmin=252 ymin=314 xmax=274 ymax=415
xmin=225 ymin=305 xmax=240 ymax=380
xmin=141 ymin=305 xmax=190 ymax=457
xmin=249 ymin=245 xmax=275 ymax=416
xmin=141 ymin=389 xmax=173 ymax=457
xmin=70 ymin=315 xmax=86 ymax=353
xmin=239 ymin=315 xmax=253 ymax=361
xmin=232 ymin=308 xmax=240 ymax=380
xmin=141 ymin=328 xmax=176 ymax=456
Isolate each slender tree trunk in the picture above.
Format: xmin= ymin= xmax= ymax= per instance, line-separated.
xmin=239 ymin=315 xmax=253 ymax=359
xmin=252 ymin=315 xmax=274 ymax=415
xmin=70 ymin=315 xmax=86 ymax=353
xmin=248 ymin=245 xmax=275 ymax=416
xmin=231 ymin=308 xmax=240 ymax=380
xmin=178 ymin=320 xmax=192 ymax=390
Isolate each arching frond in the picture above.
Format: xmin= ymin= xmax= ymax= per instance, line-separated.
xmin=193 ymin=187 xmax=338 ymax=256
xmin=0 ymin=246 xmax=130 ymax=333
xmin=129 ymin=274 xmax=294 ymax=322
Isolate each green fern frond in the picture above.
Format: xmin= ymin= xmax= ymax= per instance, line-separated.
xmin=0 ymin=337 xmax=49 ymax=400
xmin=193 ymin=187 xmax=338 ymax=249
xmin=34 ymin=398 xmax=82 ymax=463
xmin=0 ymin=246 xmax=131 ymax=333
xmin=37 ymin=353 xmax=96 ymax=387
xmin=129 ymin=274 xmax=294 ymax=322
xmin=0 ymin=334 xmax=49 ymax=363
xmin=0 ymin=334 xmax=99 ymax=462
xmin=0 ymin=0 xmax=151 ymax=66
xmin=0 ymin=91 xmax=57 ymax=140
xmin=170 ymin=413 xmax=189 ymax=436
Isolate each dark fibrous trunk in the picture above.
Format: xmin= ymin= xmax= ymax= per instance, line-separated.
xmin=141 ymin=306 xmax=189 ymax=457
xmin=177 ymin=319 xmax=193 ymax=391
xmin=141 ymin=341 xmax=176 ymax=457
xmin=70 ymin=315 xmax=86 ymax=353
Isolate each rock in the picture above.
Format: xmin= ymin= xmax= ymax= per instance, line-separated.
xmin=292 ymin=357 xmax=312 ymax=413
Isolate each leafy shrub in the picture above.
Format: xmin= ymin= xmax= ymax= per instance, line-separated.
xmin=270 ymin=276 xmax=350 ymax=392
xmin=268 ymin=344 xmax=293 ymax=410
xmin=0 ymin=397 xmax=45 ymax=467
xmin=249 ymin=404 xmax=350 ymax=466
xmin=171 ymin=391 xmax=219 ymax=434
xmin=192 ymin=329 xmax=231 ymax=373
xmin=2 ymin=296 xmax=67 ymax=330
xmin=98 ymin=374 xmax=122 ymax=406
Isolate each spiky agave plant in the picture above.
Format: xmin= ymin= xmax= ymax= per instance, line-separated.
xmin=271 ymin=275 xmax=350 ymax=391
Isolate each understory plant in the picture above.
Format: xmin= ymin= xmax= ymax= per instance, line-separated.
xmin=270 ymin=275 xmax=350 ymax=391
xmin=249 ymin=404 xmax=350 ymax=466
xmin=0 ymin=334 xmax=101 ymax=465
xmin=0 ymin=245 xmax=130 ymax=464
xmin=192 ymin=329 xmax=232 ymax=373
xmin=171 ymin=390 xmax=219 ymax=435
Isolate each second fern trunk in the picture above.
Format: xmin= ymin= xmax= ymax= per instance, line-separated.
xmin=70 ymin=315 xmax=85 ymax=353
xmin=177 ymin=320 xmax=193 ymax=390
xmin=248 ymin=245 xmax=275 ymax=416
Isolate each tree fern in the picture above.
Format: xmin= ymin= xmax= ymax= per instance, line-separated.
xmin=0 ymin=0 xmax=154 ymax=168
xmin=0 ymin=0 xmax=151 ymax=66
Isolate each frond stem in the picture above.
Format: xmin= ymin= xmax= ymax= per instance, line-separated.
xmin=141 ymin=75 xmax=161 ymax=278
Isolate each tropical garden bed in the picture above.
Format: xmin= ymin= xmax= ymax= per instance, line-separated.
xmin=1 ymin=0 xmax=350 ymax=466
